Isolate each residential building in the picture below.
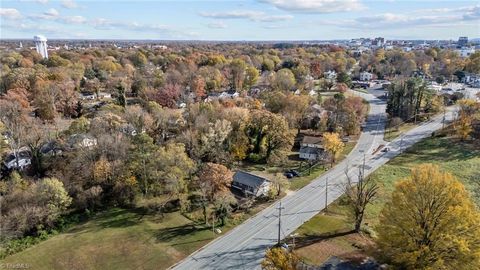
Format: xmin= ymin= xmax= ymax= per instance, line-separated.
xmin=359 ymin=71 xmax=373 ymax=81
xmin=462 ymin=73 xmax=480 ymax=88
xmin=458 ymin=36 xmax=468 ymax=47
xmin=67 ymin=134 xmax=97 ymax=149
xmin=457 ymin=47 xmax=476 ymax=58
xmin=299 ymin=136 xmax=326 ymax=161
xmin=324 ymin=70 xmax=337 ymax=81
xmin=3 ymin=150 xmax=31 ymax=170
xmin=232 ymin=171 xmax=270 ymax=197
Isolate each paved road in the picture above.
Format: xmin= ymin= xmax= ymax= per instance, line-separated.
xmin=170 ymin=90 xmax=456 ymax=270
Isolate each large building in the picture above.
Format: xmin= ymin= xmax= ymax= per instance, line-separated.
xmin=458 ymin=37 xmax=468 ymax=47
xmin=34 ymin=35 xmax=48 ymax=59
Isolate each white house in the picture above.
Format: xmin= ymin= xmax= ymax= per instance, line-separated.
xmin=457 ymin=47 xmax=476 ymax=58
xmin=299 ymin=136 xmax=326 ymax=161
xmin=3 ymin=150 xmax=31 ymax=170
xmin=324 ymin=70 xmax=337 ymax=81
xmin=68 ymin=134 xmax=97 ymax=149
xmin=359 ymin=71 xmax=373 ymax=81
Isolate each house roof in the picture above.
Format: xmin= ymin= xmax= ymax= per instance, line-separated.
xmin=302 ymin=136 xmax=323 ymax=145
xmin=233 ymin=171 xmax=269 ymax=188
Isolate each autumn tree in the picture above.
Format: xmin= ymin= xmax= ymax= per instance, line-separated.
xmin=261 ymin=247 xmax=299 ymax=270
xmin=272 ymin=68 xmax=296 ymax=92
xmin=191 ymin=75 xmax=206 ymax=101
xmin=343 ymin=161 xmax=378 ymax=232
xmin=376 ymin=164 xmax=480 ymax=269
xmin=213 ymin=192 xmax=236 ymax=226
xmin=230 ymin=58 xmax=247 ymax=91
xmin=247 ymin=110 xmax=294 ymax=164
xmin=323 ymin=132 xmax=344 ymax=166
xmin=197 ymin=163 xmax=233 ymax=223
xmin=269 ymin=172 xmax=289 ymax=198
xmin=454 ymin=114 xmax=473 ymax=141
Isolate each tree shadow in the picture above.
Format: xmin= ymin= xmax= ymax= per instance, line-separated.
xmin=292 ymin=229 xmax=356 ymax=249
xmin=154 ymin=223 xmax=210 ymax=243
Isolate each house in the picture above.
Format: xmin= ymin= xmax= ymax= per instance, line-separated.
xmin=359 ymin=71 xmax=373 ymax=81
xmin=324 ymin=70 xmax=337 ymax=81
xmin=232 ymin=171 xmax=271 ymax=197
xmin=40 ymin=141 xmax=63 ymax=156
xmin=97 ymin=92 xmax=112 ymax=99
xmin=462 ymin=73 xmax=480 ymax=88
xmin=299 ymin=136 xmax=326 ymax=161
xmin=219 ymin=89 xmax=240 ymax=99
xmin=67 ymin=134 xmax=97 ymax=149
xmin=299 ymin=146 xmax=325 ymax=161
xmin=301 ymin=136 xmax=323 ymax=148
xmin=3 ymin=150 xmax=31 ymax=170
xmin=79 ymin=92 xmax=96 ymax=100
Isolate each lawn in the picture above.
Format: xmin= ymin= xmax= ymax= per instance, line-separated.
xmin=383 ymin=122 xmax=416 ymax=141
xmin=1 ymin=200 xmax=273 ymax=270
xmin=291 ymin=135 xmax=480 ymax=266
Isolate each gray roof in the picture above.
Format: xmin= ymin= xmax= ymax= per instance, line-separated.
xmin=233 ymin=171 xmax=269 ymax=188
xmin=302 ymin=136 xmax=323 ymax=145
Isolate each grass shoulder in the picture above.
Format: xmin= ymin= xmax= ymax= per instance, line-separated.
xmin=290 ymin=135 xmax=480 ymax=266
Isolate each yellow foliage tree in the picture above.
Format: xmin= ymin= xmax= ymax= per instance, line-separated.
xmin=261 ymin=247 xmax=299 ymax=270
xmin=93 ymin=156 xmax=112 ymax=184
xmin=376 ymin=164 xmax=480 ymax=270
xmin=454 ymin=114 xmax=473 ymax=141
xmin=322 ymin=132 xmax=344 ymax=165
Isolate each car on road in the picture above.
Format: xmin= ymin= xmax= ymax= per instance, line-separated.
xmin=381 ymin=147 xmax=390 ymax=153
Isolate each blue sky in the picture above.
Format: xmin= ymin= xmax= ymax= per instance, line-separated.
xmin=1 ymin=0 xmax=479 ymax=40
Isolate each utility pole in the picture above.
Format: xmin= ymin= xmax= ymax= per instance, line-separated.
xmin=212 ymin=212 xmax=216 ymax=235
xmin=277 ymin=201 xmax=284 ymax=246
xmin=325 ymin=177 xmax=329 ymax=212
xmin=442 ymin=108 xmax=446 ymax=129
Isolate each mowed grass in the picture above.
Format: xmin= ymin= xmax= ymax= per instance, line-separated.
xmin=1 ymin=208 xmax=218 ymax=270
xmin=384 ymin=122 xmax=416 ymax=142
xmin=293 ymin=135 xmax=480 ymax=265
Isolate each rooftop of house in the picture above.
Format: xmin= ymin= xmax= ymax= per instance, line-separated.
xmin=233 ymin=171 xmax=269 ymax=188
xmin=302 ymin=136 xmax=323 ymax=145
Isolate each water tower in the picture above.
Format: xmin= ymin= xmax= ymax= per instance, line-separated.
xmin=33 ymin=35 xmax=48 ymax=59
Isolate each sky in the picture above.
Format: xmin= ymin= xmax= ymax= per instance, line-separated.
xmin=1 ymin=0 xmax=479 ymax=40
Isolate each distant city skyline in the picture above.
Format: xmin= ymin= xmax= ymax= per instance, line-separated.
xmin=1 ymin=0 xmax=479 ymax=40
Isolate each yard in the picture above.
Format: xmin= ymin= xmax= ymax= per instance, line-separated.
xmin=290 ymin=135 xmax=480 ymax=266
xmin=0 ymin=201 xmax=271 ymax=270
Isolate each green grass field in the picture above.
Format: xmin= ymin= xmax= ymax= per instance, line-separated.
xmin=1 ymin=209 xmax=221 ymax=270
xmin=293 ymin=135 xmax=480 ymax=265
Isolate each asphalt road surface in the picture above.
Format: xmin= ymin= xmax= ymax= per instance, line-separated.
xmin=170 ymin=89 xmax=456 ymax=270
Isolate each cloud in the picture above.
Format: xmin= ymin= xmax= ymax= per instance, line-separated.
xmin=258 ymin=0 xmax=364 ymax=13
xmin=61 ymin=0 xmax=79 ymax=9
xmin=19 ymin=0 xmax=48 ymax=4
xmin=330 ymin=8 xmax=479 ymax=30
xmin=0 ymin=8 xmax=22 ymax=20
xmin=199 ymin=10 xmax=293 ymax=22
xmin=60 ymin=15 xmax=86 ymax=24
xmin=207 ymin=21 xmax=227 ymax=29
xmin=44 ymin=8 xmax=59 ymax=17
xmin=463 ymin=6 xmax=480 ymax=20
xmin=89 ymin=18 xmax=196 ymax=38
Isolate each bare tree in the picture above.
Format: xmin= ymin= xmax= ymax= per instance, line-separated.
xmin=343 ymin=158 xmax=379 ymax=232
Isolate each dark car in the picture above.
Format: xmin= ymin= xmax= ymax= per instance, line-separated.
xmin=288 ymin=170 xmax=300 ymax=177
xmin=284 ymin=172 xmax=294 ymax=179
xmin=381 ymin=147 xmax=390 ymax=153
